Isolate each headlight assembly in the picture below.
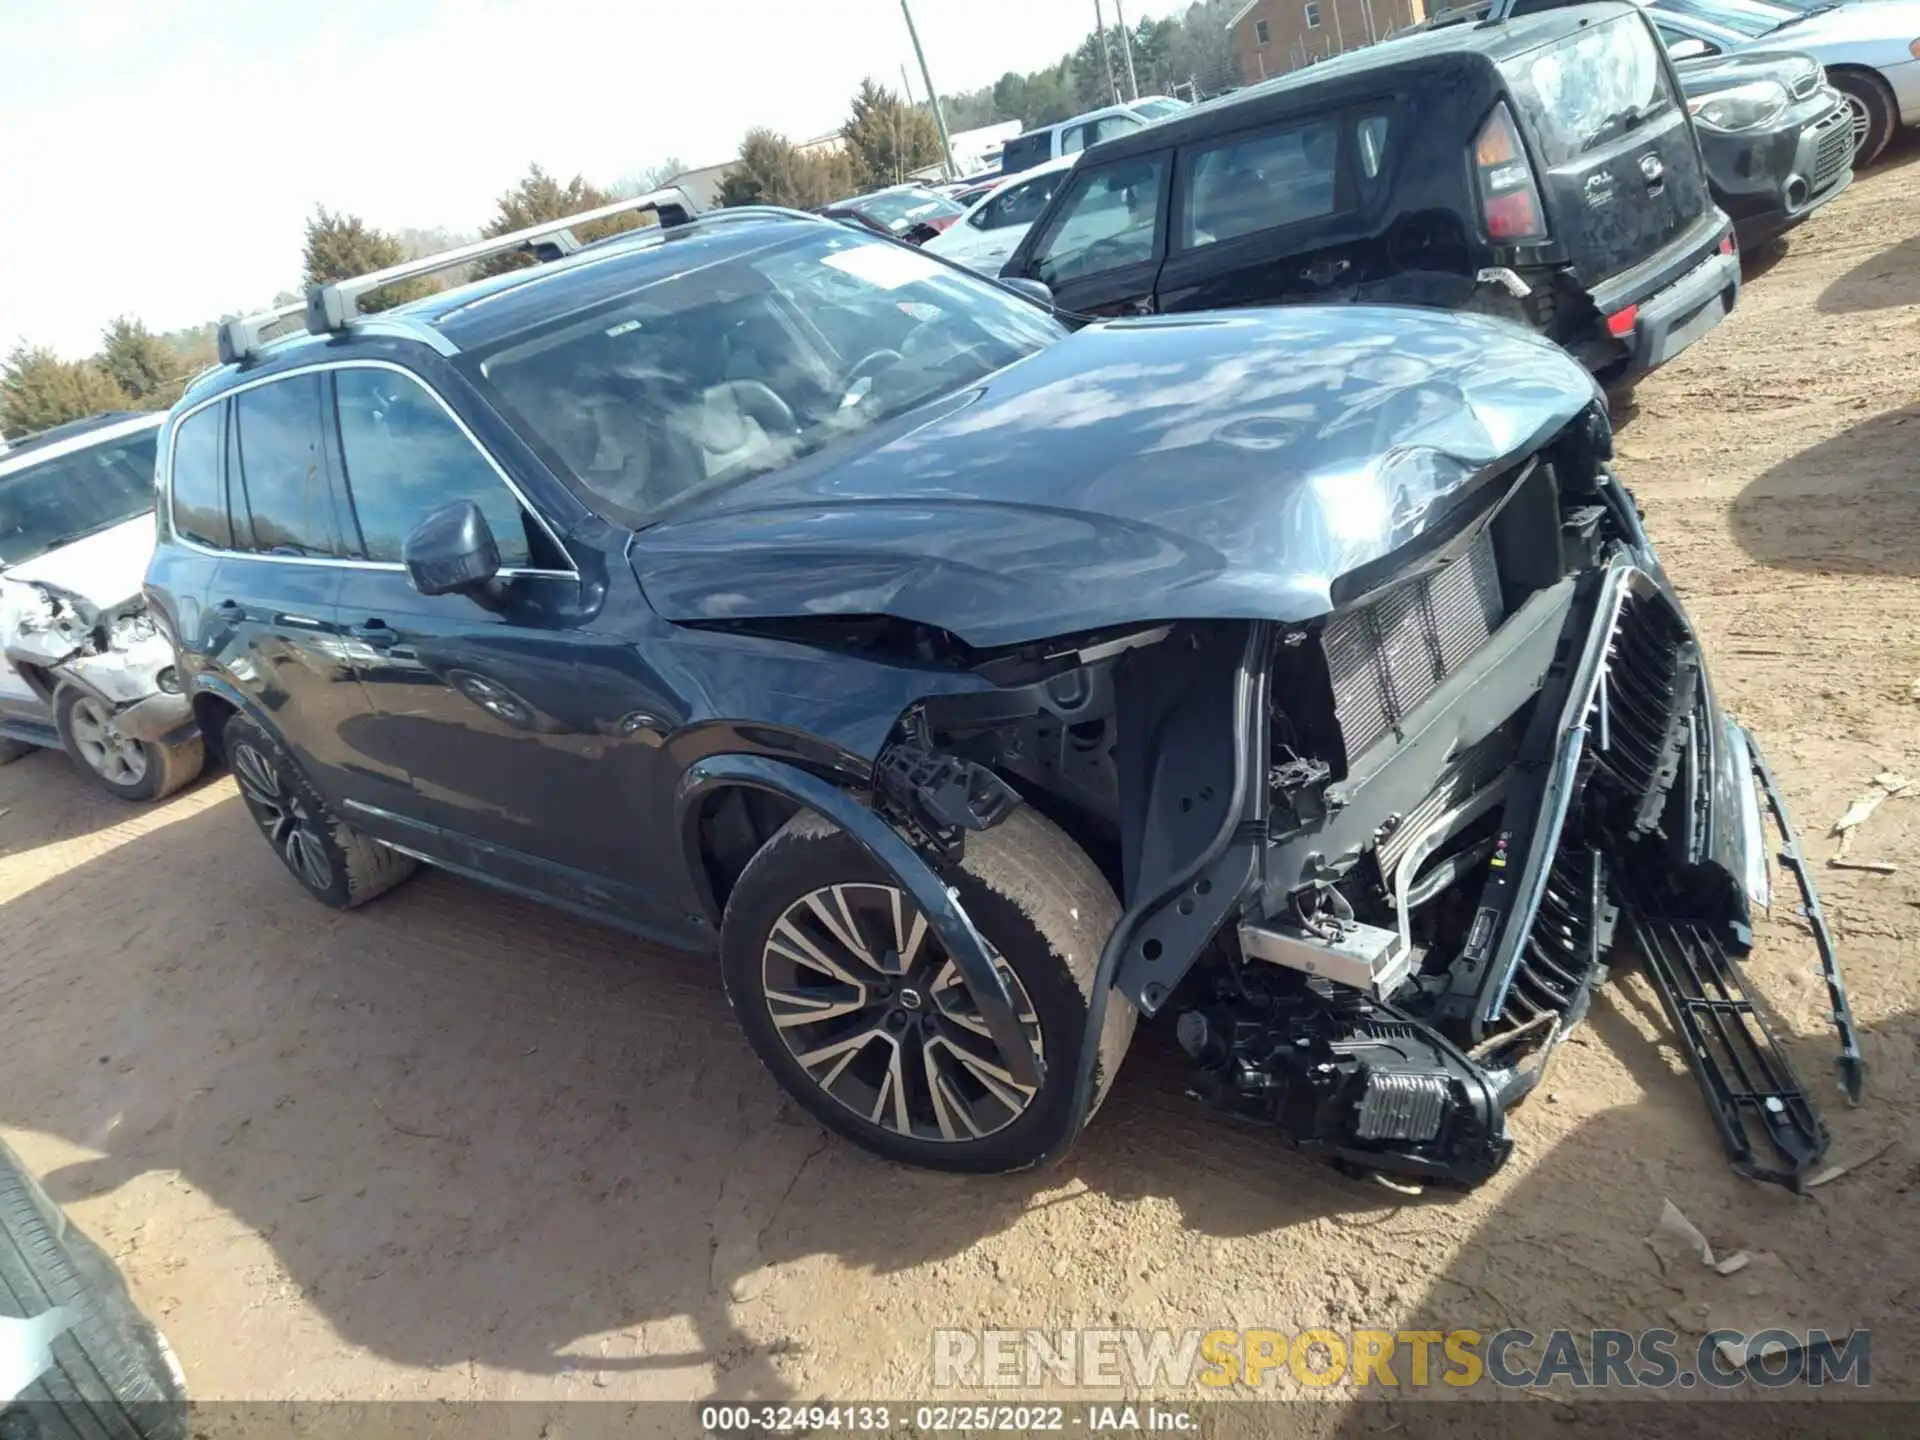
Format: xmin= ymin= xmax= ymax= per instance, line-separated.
xmin=1688 ymin=79 xmax=1792 ymax=133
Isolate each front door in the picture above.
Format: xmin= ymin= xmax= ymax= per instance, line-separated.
xmin=323 ymin=363 xmax=688 ymax=938
xmin=1009 ymin=154 xmax=1170 ymax=317
xmin=209 ymin=373 xmax=402 ymax=812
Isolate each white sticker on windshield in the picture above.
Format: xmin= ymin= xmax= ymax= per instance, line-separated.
xmin=822 ymin=245 xmax=944 ymax=291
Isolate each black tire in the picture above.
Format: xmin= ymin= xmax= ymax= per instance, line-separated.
xmin=52 ymin=689 xmax=203 ymax=804
xmin=222 ymin=712 xmax=417 ymax=909
xmin=0 ymin=1141 xmax=186 ymax=1439
xmin=720 ymin=806 xmax=1135 ymax=1173
xmin=1833 ymin=68 xmax=1897 ymax=167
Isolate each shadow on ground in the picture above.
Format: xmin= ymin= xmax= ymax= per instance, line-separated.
xmin=1817 ymin=235 xmax=1920 ymax=316
xmin=1729 ymin=404 xmax=1920 ymax=578
xmin=0 ymin=789 xmax=1391 ymax=1403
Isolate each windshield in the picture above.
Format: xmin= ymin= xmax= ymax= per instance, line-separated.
xmin=848 ymin=190 xmax=966 ymax=233
xmin=478 ymin=229 xmax=1064 ymax=526
xmin=1655 ymin=0 xmax=1800 ymax=36
xmin=0 ymin=429 xmax=157 ymax=567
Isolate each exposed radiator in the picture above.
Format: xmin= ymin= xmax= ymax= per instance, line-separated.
xmin=1321 ymin=530 xmax=1505 ymax=762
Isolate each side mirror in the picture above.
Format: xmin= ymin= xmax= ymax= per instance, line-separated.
xmin=1667 ymin=37 xmax=1713 ymax=60
xmin=999 ymin=275 xmax=1055 ymax=309
xmin=403 ymin=500 xmax=500 ymax=597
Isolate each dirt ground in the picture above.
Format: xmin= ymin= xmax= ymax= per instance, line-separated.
xmin=3 ymin=146 xmax=1917 ymax=1436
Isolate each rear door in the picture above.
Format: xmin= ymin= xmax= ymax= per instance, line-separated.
xmin=1007 ymin=153 xmax=1170 ymax=316
xmin=1500 ymin=10 xmax=1710 ymax=288
xmin=1155 ymin=105 xmax=1399 ymax=312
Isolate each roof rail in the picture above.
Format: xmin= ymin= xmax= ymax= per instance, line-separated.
xmin=216 ymin=300 xmax=308 ymax=366
xmin=306 ymin=186 xmax=698 ymax=336
xmin=212 ymin=186 xmax=699 ymax=365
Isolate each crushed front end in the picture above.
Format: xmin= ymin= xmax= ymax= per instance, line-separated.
xmin=1093 ymin=409 xmax=1858 ymax=1191
xmin=0 ymin=574 xmax=194 ymax=748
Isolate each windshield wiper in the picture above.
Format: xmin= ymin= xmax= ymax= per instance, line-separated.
xmin=1768 ymin=3 xmax=1837 ymax=28
xmin=1583 ymin=104 xmax=1652 ymax=153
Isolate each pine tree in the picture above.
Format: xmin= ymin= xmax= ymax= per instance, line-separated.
xmin=473 ymin=165 xmax=653 ymax=278
xmin=842 ymin=80 xmax=946 ymax=191
xmin=0 ymin=345 xmax=131 ymax=439
xmin=720 ymin=131 xmax=857 ymax=210
xmin=97 ymin=317 xmax=187 ymax=409
xmin=301 ymin=207 xmax=437 ymax=312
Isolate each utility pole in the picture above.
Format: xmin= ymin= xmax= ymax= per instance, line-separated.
xmin=1113 ymin=0 xmax=1140 ymax=100
xmin=1093 ymin=0 xmax=1121 ymax=105
xmin=900 ymin=0 xmax=957 ymax=180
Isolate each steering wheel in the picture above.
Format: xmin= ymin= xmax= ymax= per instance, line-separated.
xmin=837 ymin=348 xmax=905 ymax=400
xmin=711 ymin=379 xmax=799 ymax=436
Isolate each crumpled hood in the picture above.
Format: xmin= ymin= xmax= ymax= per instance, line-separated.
xmin=1677 ymin=48 xmax=1823 ymax=95
xmin=631 ymin=306 xmax=1601 ymax=649
xmin=3 ymin=512 xmax=156 ymax=612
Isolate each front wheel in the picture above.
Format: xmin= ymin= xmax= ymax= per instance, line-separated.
xmin=222 ymin=713 xmax=417 ymax=909
xmin=54 ymin=687 xmax=203 ymax=803
xmin=720 ymin=806 xmax=1134 ymax=1173
xmin=1834 ymin=69 xmax=1897 ymax=166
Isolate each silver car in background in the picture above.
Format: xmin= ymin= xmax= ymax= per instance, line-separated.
xmin=925 ymin=154 xmax=1079 ymax=277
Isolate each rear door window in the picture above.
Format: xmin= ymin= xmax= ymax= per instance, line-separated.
xmin=1026 ymin=157 xmax=1168 ymax=286
xmin=231 ymin=374 xmax=342 ymax=558
xmin=1505 ymin=13 xmax=1678 ymax=166
xmin=168 ymin=406 xmax=230 ymax=550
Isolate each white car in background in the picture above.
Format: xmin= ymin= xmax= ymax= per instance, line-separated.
xmin=926 ymin=154 xmax=1080 ymax=277
xmin=0 ymin=410 xmax=203 ymax=800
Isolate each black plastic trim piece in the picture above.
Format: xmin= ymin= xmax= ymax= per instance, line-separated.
xmin=1748 ymin=731 xmax=1866 ymax=1103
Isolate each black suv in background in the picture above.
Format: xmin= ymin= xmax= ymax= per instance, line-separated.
xmin=1002 ymin=1 xmax=1740 ymax=386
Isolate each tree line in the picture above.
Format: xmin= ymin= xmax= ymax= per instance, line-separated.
xmin=2 ymin=0 xmax=1241 ymax=438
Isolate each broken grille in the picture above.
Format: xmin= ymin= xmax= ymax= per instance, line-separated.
xmin=1321 ymin=530 xmax=1504 ymax=762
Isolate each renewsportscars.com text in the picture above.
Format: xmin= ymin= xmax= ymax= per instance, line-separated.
xmin=932 ymin=1327 xmax=1871 ymax=1392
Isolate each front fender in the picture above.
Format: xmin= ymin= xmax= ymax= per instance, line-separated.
xmin=674 ymin=753 xmax=1042 ymax=1088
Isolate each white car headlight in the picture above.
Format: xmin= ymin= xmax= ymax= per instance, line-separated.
xmin=1689 ymin=80 xmax=1792 ymax=133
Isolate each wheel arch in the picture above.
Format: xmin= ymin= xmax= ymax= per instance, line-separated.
xmin=675 ymin=752 xmax=1042 ymax=1089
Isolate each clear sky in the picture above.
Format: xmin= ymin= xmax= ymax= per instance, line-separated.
xmin=0 ymin=0 xmax=1182 ymax=358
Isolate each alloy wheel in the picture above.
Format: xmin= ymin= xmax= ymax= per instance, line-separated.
xmin=760 ymin=882 xmax=1045 ymax=1142
xmin=230 ymin=742 xmax=335 ymax=892
xmin=66 ymin=694 xmax=148 ymax=787
xmin=1845 ymin=94 xmax=1871 ymax=156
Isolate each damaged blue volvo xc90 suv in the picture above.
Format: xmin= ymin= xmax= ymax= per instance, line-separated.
xmin=143 ymin=191 xmax=1859 ymax=1190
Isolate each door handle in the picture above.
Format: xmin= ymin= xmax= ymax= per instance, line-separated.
xmin=349 ymin=621 xmax=400 ymax=650
xmin=275 ymin=613 xmax=324 ymax=630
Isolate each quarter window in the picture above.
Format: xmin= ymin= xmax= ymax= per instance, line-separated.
xmin=1027 ymin=157 xmax=1168 ymax=286
xmin=168 ymin=407 xmax=229 ymax=550
xmin=231 ymin=375 xmax=340 ymax=557
xmin=331 ymin=368 xmax=550 ymax=569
